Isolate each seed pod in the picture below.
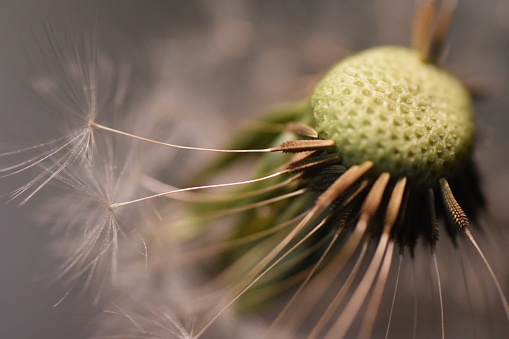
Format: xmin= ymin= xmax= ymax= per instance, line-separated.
xmin=312 ymin=46 xmax=475 ymax=187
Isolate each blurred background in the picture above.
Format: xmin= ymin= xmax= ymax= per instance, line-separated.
xmin=0 ymin=0 xmax=508 ymax=338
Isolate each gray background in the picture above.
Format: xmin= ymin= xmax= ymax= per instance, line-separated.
xmin=0 ymin=0 xmax=508 ymax=338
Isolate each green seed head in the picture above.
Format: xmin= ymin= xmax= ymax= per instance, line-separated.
xmin=311 ymin=46 xmax=475 ymax=187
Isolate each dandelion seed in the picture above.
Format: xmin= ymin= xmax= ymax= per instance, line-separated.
xmin=4 ymin=26 xmax=171 ymax=297
xmin=41 ymin=137 xmax=153 ymax=297
xmin=118 ymin=1 xmax=508 ymax=337
xmin=8 ymin=1 xmax=509 ymax=338
xmin=2 ymin=26 xmax=109 ymax=204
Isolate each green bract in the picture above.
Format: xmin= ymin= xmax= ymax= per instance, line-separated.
xmin=311 ymin=46 xmax=474 ymax=187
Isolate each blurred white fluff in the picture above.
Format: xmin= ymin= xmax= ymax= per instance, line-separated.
xmin=2 ymin=26 xmax=138 ymax=205
xmin=17 ymin=26 xmax=168 ymax=297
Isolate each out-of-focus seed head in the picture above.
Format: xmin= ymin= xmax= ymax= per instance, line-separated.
xmin=312 ymin=46 xmax=475 ymax=187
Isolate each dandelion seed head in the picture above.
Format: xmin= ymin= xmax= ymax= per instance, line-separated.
xmin=8 ymin=1 xmax=509 ymax=338
xmin=312 ymin=46 xmax=475 ymax=186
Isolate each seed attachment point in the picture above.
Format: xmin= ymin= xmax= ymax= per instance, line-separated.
xmin=271 ymin=139 xmax=335 ymax=153
xmin=439 ymin=178 xmax=469 ymax=230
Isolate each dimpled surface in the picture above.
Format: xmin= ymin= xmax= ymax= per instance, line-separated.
xmin=311 ymin=46 xmax=474 ymax=187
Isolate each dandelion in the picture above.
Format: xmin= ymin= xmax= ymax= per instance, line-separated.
xmin=6 ymin=0 xmax=509 ymax=338
xmin=88 ymin=2 xmax=509 ymax=338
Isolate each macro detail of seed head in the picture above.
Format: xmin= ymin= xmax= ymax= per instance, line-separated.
xmin=3 ymin=0 xmax=509 ymax=338
xmin=312 ymin=46 xmax=475 ymax=187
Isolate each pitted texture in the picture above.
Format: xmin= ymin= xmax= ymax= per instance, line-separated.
xmin=311 ymin=46 xmax=474 ymax=187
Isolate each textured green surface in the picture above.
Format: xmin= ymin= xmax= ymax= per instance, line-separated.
xmin=311 ymin=46 xmax=474 ymax=186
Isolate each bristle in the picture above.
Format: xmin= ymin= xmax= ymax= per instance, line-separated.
xmin=285 ymin=122 xmax=319 ymax=138
xmin=427 ymin=188 xmax=440 ymax=246
xmin=195 ymin=162 xmax=374 ymax=337
xmin=411 ymin=0 xmax=457 ymax=64
xmin=309 ymin=173 xmax=390 ymax=338
xmin=287 ymin=153 xmax=341 ymax=174
xmin=272 ymin=139 xmax=335 ymax=153
xmin=428 ymin=0 xmax=458 ymax=63
xmin=411 ymin=0 xmax=436 ymax=59
xmin=385 ymin=253 xmax=404 ymax=338
xmin=358 ymin=177 xmax=406 ymax=339
xmin=110 ymin=171 xmax=290 ymax=209
xmin=439 ymin=178 xmax=469 ymax=230
xmin=92 ymin=122 xmax=274 ymax=153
